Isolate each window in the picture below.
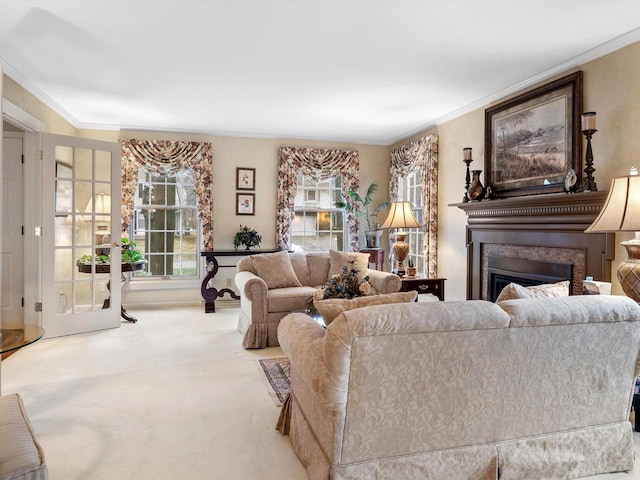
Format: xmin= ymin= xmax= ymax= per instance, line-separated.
xmin=129 ymin=169 xmax=199 ymax=278
xmin=398 ymin=170 xmax=425 ymax=274
xmin=291 ymin=174 xmax=345 ymax=252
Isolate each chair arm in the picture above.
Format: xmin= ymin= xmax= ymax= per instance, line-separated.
xmin=279 ymin=313 xmax=346 ymax=411
xmin=234 ymin=271 xmax=267 ymax=301
xmin=366 ymin=269 xmax=401 ymax=294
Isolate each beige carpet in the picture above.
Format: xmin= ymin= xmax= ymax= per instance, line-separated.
xmin=0 ymin=304 xmax=307 ymax=480
xmin=2 ymin=304 xmax=640 ymax=479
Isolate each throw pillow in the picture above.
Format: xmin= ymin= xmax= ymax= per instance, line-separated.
xmin=314 ymin=291 xmax=418 ymax=326
xmin=251 ymin=251 xmax=302 ymax=289
xmin=328 ymin=249 xmax=370 ymax=280
xmin=495 ymin=280 xmax=570 ymax=302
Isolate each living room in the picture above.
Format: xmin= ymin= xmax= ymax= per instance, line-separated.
xmin=3 ymin=2 xmax=640 ymax=479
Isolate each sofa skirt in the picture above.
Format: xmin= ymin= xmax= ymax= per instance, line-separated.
xmin=287 ymin=392 xmax=634 ymax=480
xmin=238 ymin=310 xmax=281 ymax=348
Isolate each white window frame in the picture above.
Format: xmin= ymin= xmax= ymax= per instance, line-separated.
xmin=292 ymin=174 xmax=346 ymax=252
xmin=398 ymin=170 xmax=425 ymax=275
xmin=129 ymin=169 xmax=200 ymax=280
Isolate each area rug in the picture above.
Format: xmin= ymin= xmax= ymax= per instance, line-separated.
xmin=257 ymin=357 xmax=290 ymax=406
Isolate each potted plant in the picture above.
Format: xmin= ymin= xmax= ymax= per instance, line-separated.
xmin=335 ymin=182 xmax=390 ymax=248
xmin=406 ymin=257 xmax=417 ymax=278
xmin=121 ymin=238 xmax=143 ymax=263
xmin=76 ymin=238 xmax=144 ymax=265
xmin=233 ymin=225 xmax=262 ymax=250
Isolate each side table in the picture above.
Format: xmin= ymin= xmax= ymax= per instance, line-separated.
xmin=361 ymin=248 xmax=385 ymax=271
xmin=77 ymin=260 xmax=147 ymax=323
xmin=400 ymin=276 xmax=446 ymax=301
xmin=1 ymin=324 xmax=45 ymax=356
xmin=200 ymin=249 xmax=281 ymax=313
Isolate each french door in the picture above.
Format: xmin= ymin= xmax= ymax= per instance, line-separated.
xmin=42 ymin=134 xmax=121 ymax=337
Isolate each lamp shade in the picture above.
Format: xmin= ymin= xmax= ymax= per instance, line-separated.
xmin=585 ymin=175 xmax=640 ymax=232
xmin=85 ymin=193 xmax=112 ymax=215
xmin=380 ymin=201 xmax=421 ymax=230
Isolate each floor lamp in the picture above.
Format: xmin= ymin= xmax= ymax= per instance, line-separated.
xmin=585 ymin=169 xmax=640 ymax=301
xmin=381 ymin=201 xmax=421 ymax=276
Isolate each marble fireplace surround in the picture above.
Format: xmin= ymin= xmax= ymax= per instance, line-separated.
xmin=455 ymin=191 xmax=614 ymax=300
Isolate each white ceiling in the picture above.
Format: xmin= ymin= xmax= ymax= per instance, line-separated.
xmin=1 ymin=1 xmax=640 ymax=145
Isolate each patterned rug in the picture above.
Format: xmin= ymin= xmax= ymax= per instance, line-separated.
xmin=257 ymin=357 xmax=290 ymax=406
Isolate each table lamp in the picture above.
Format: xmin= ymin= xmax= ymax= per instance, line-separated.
xmin=585 ymin=167 xmax=640 ymax=301
xmin=380 ymin=201 xmax=421 ymax=276
xmin=85 ymin=193 xmax=112 ymax=256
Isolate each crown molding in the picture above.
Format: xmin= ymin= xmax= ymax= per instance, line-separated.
xmin=431 ymin=27 xmax=640 ymax=129
xmin=5 ymin=25 xmax=640 ymax=146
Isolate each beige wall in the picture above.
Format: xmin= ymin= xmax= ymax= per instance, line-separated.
xmin=3 ymin=75 xmax=76 ymax=135
xmin=113 ymin=130 xmax=391 ymax=251
xmin=391 ymin=41 xmax=640 ymax=300
xmin=6 ymin=40 xmax=640 ymax=304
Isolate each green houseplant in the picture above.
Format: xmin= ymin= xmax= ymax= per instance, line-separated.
xmin=233 ymin=225 xmax=262 ymax=250
xmin=406 ymin=257 xmax=417 ymax=277
xmin=335 ymin=182 xmax=390 ymax=248
xmin=76 ymin=238 xmax=143 ymax=265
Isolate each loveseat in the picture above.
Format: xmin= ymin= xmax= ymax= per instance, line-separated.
xmin=235 ymin=250 xmax=401 ymax=348
xmin=277 ymin=295 xmax=640 ymax=480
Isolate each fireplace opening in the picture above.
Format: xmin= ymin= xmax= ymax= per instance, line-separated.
xmin=488 ymin=256 xmax=572 ymax=302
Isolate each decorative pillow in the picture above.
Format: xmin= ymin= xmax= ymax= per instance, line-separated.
xmin=495 ymin=280 xmax=570 ymax=302
xmin=251 ymin=251 xmax=302 ymax=289
xmin=314 ymin=291 xmax=418 ymax=326
xmin=328 ymin=249 xmax=370 ymax=280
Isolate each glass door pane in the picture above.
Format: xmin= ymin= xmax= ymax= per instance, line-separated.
xmin=43 ymin=134 xmax=122 ymax=337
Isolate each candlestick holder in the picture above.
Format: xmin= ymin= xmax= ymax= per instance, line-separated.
xmin=581 ymin=128 xmax=598 ymax=192
xmin=462 ymin=158 xmax=472 ymax=202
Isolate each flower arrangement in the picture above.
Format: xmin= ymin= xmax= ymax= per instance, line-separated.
xmin=233 ymin=225 xmax=262 ymax=250
xmin=313 ymin=260 xmax=374 ymax=302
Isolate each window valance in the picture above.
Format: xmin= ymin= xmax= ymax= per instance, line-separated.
xmin=277 ymin=146 xmax=360 ymax=251
xmin=119 ymin=138 xmax=214 ymax=249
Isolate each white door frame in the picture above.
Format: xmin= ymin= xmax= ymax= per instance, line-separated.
xmin=2 ymin=99 xmax=44 ymax=327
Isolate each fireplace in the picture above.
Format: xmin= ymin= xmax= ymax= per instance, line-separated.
xmin=455 ymin=191 xmax=614 ymax=300
xmin=487 ymin=256 xmax=572 ymax=302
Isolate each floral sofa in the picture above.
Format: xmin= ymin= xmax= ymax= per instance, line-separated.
xmin=234 ymin=250 xmax=402 ymax=348
xmin=277 ymin=295 xmax=640 ymax=480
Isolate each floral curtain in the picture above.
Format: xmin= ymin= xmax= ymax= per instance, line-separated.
xmin=119 ymin=139 xmax=214 ymax=250
xmin=389 ymin=135 xmax=438 ymax=276
xmin=277 ymin=146 xmax=360 ymax=251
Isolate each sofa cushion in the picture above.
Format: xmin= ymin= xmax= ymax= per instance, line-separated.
xmin=314 ymin=291 xmax=418 ymax=325
xmin=328 ymin=249 xmax=370 ymax=280
xmin=495 ymin=280 xmax=569 ymax=302
xmin=251 ymin=250 xmax=302 ymax=289
xmin=268 ymin=286 xmax=318 ymax=313
xmin=499 ymin=294 xmax=640 ymax=327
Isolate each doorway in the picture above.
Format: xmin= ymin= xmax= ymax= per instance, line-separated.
xmin=2 ymin=123 xmax=25 ymax=327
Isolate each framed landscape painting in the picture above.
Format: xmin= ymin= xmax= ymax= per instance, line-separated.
xmin=484 ymin=71 xmax=583 ymax=198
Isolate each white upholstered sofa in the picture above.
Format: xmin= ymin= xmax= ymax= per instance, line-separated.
xmin=277 ymin=295 xmax=640 ymax=480
xmin=234 ymin=250 xmax=401 ymax=349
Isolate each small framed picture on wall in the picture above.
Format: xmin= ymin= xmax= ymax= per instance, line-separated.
xmin=236 ymin=167 xmax=256 ymax=190
xmin=236 ymin=193 xmax=255 ymax=215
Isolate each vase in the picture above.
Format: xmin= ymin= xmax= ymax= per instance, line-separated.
xmin=364 ymin=230 xmax=383 ymax=249
xmin=468 ymin=170 xmax=486 ymax=201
